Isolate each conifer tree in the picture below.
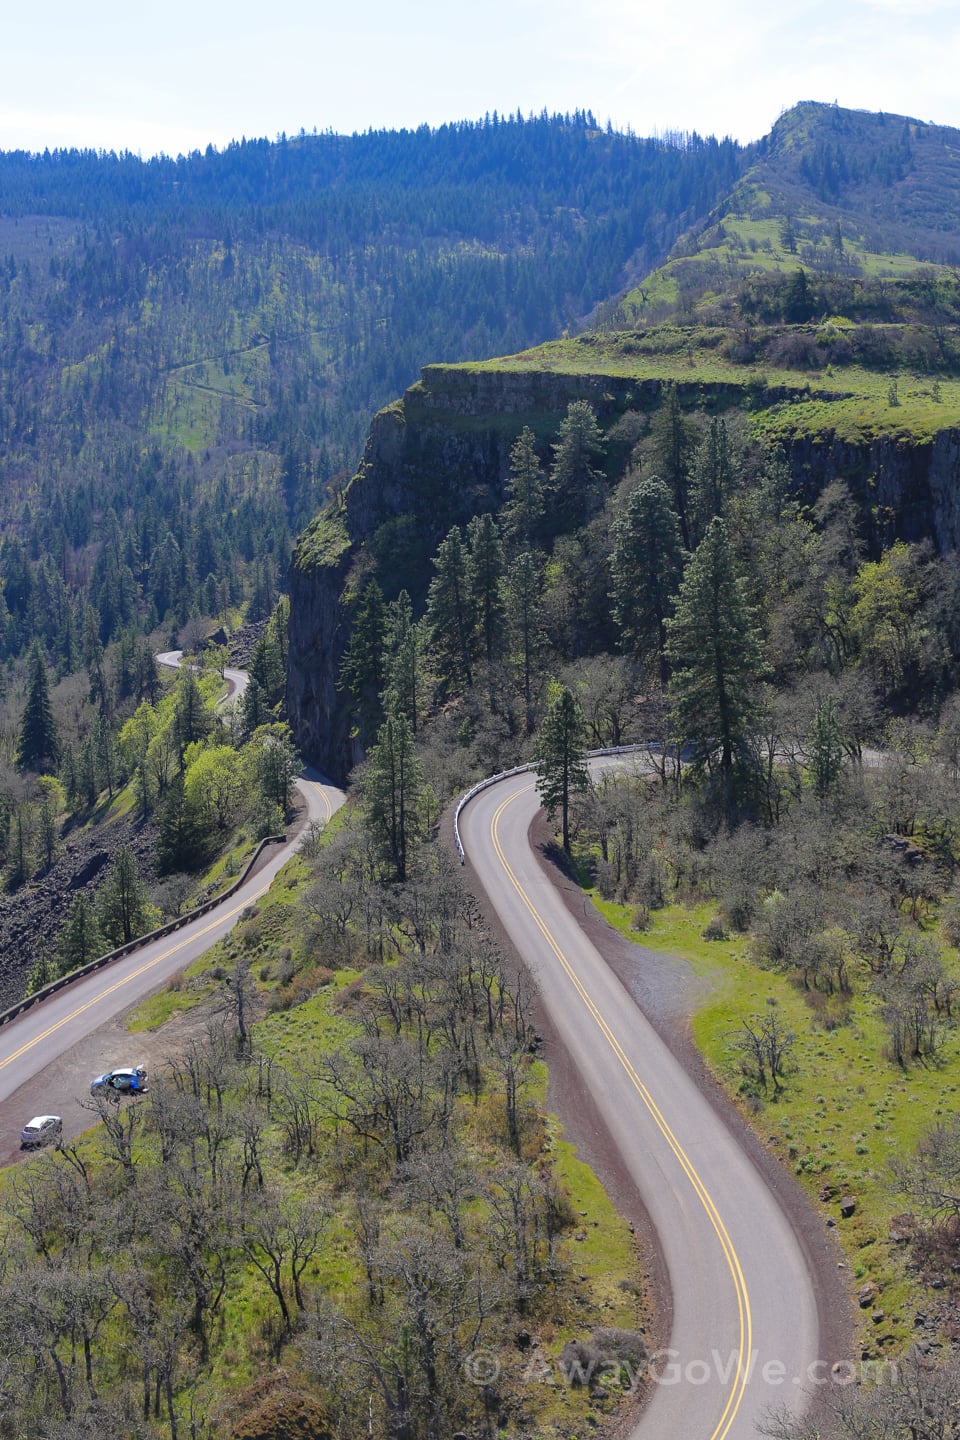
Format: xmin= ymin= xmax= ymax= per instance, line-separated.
xmin=610 ymin=477 xmax=685 ymax=681
xmin=339 ymin=580 xmax=386 ymax=741
xmin=502 ymin=426 xmax=546 ymax=550
xmin=364 ymin=711 xmax=421 ymax=882
xmin=466 ymin=513 xmax=506 ymax=667
xmin=689 ymin=416 xmax=735 ymax=543
xmin=96 ymin=844 xmax=153 ymax=947
xmin=425 ymin=526 xmax=474 ymax=696
xmin=382 ymin=589 xmax=421 ymax=732
xmin=550 ymin=400 xmax=606 ymax=530
xmin=665 ymin=517 xmax=766 ymax=804
xmin=650 ymin=384 xmax=694 ymax=549
xmin=15 ymin=643 xmax=60 ymax=775
xmin=505 ymin=551 xmax=545 ymax=734
xmin=173 ymin=668 xmax=209 ymax=759
xmin=534 ymin=685 xmax=589 ymax=852
xmin=56 ymin=894 xmax=105 ymax=975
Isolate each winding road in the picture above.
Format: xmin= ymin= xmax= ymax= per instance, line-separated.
xmin=0 ymin=652 xmax=345 ymax=1161
xmin=1 ymin=655 xmax=832 ymax=1435
xmin=459 ymin=766 xmax=826 ymax=1439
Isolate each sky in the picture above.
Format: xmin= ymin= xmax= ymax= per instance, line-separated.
xmin=3 ymin=0 xmax=959 ymax=157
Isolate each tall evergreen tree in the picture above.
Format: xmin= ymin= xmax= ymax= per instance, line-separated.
xmin=534 ymin=685 xmax=589 ymax=853
xmin=610 ymin=477 xmax=686 ymax=681
xmin=550 ymin=401 xmax=606 ymax=531
xmin=425 ymin=526 xmax=474 ymax=696
xmin=364 ymin=711 xmax=421 ymax=882
xmin=173 ymin=668 xmax=209 ymax=759
xmin=466 ymin=513 xmax=506 ymax=668
xmin=156 ymin=773 xmax=209 ymax=873
xmin=650 ymin=384 xmax=694 ymax=549
xmin=15 ymin=643 xmax=60 ymax=775
xmin=505 ymin=550 xmax=546 ymax=735
xmin=665 ymin=517 xmax=766 ymax=804
xmin=96 ymin=844 xmax=153 ymax=947
xmin=338 ymin=580 xmax=386 ymax=742
xmin=502 ymin=427 xmax=546 ymax=550
xmin=689 ymin=416 xmax=735 ymax=544
xmin=55 ymin=894 xmax=105 ymax=976
xmin=382 ymin=589 xmax=421 ymax=733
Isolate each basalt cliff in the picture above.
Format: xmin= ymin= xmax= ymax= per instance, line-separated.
xmin=286 ymin=349 xmax=960 ymax=781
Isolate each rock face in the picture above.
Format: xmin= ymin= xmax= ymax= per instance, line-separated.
xmin=784 ymin=428 xmax=960 ymax=551
xmin=0 ymin=819 xmax=158 ymax=1010
xmin=287 ymin=366 xmax=640 ymax=781
xmin=286 ymin=361 xmax=960 ymax=780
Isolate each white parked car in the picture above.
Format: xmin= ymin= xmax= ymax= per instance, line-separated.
xmin=20 ymin=1115 xmax=62 ymax=1149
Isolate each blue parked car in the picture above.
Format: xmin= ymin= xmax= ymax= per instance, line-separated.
xmin=90 ymin=1065 xmax=148 ymax=1097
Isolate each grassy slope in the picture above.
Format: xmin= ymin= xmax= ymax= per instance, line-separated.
xmin=589 ymin=892 xmax=959 ymax=1354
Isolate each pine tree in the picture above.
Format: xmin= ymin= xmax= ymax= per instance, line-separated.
xmin=239 ymin=676 xmax=272 ymax=740
xmin=157 ymin=773 xmax=209 ymax=873
xmin=15 ymin=643 xmax=60 ymax=775
xmin=466 ymin=513 xmax=506 ymax=667
xmin=96 ymin=844 xmax=153 ymax=947
xmin=665 ymin=517 xmax=766 ymax=805
xmin=382 ymin=589 xmax=420 ymax=732
xmin=338 ymin=580 xmax=386 ymax=743
xmin=505 ymin=550 xmax=545 ymax=735
xmin=502 ymin=426 xmax=546 ymax=550
xmin=173 ymin=667 xmax=209 ymax=759
xmin=689 ymin=416 xmax=735 ymax=543
xmin=550 ymin=401 xmax=606 ymax=530
xmin=55 ymin=894 xmax=105 ymax=975
xmin=425 ymin=526 xmax=474 ymax=696
xmin=364 ymin=711 xmax=421 ymax=882
xmin=610 ymin=477 xmax=685 ymax=680
xmin=650 ymin=384 xmax=694 ymax=550
xmin=809 ymin=695 xmax=845 ymax=797
xmin=534 ymin=685 xmax=589 ymax=852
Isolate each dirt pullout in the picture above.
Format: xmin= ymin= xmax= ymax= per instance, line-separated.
xmin=525 ymin=811 xmax=854 ymax=1381
xmin=0 ymin=993 xmax=219 ymax=1170
xmin=453 ymin=798 xmax=854 ymax=1433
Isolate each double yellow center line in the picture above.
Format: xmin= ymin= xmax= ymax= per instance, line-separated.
xmin=491 ymin=784 xmax=752 ymax=1440
xmin=1 ymin=779 xmax=337 ymax=1075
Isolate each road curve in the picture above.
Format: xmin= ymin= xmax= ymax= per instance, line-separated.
xmin=459 ymin=769 xmax=821 ymax=1439
xmin=0 ymin=656 xmax=344 ymax=1148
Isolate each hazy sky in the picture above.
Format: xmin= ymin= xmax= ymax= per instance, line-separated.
xmin=3 ymin=0 xmax=959 ymax=156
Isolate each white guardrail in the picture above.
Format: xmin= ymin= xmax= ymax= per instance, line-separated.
xmin=453 ymin=743 xmax=654 ymax=864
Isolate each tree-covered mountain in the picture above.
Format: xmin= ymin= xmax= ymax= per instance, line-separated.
xmin=286 ymin=102 xmax=960 ymax=781
xmin=0 ymin=113 xmax=743 ymax=674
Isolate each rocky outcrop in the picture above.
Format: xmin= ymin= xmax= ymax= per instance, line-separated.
xmin=0 ymin=819 xmax=158 ymax=1009
xmin=286 ymin=361 xmax=960 ymax=780
xmin=784 ymin=428 xmax=960 ymax=551
xmin=287 ymin=366 xmax=639 ymax=780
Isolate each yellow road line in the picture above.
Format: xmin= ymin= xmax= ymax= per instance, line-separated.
xmin=0 ymin=881 xmax=272 ymax=1072
xmin=2 ymin=782 xmax=338 ymax=1073
xmin=304 ymin=781 xmax=333 ymax=823
xmin=490 ymin=783 xmax=752 ymax=1440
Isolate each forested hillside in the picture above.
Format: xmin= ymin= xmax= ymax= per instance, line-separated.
xmin=279 ymin=105 xmax=960 ymax=1431
xmin=0 ymin=114 xmax=742 ymax=670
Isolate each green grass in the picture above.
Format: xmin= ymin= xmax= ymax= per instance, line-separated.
xmin=431 ymin=324 xmax=960 ymax=452
xmin=584 ymin=892 xmax=960 ymax=1352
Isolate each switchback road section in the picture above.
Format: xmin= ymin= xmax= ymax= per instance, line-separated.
xmin=459 ymin=768 xmax=823 ymax=1440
